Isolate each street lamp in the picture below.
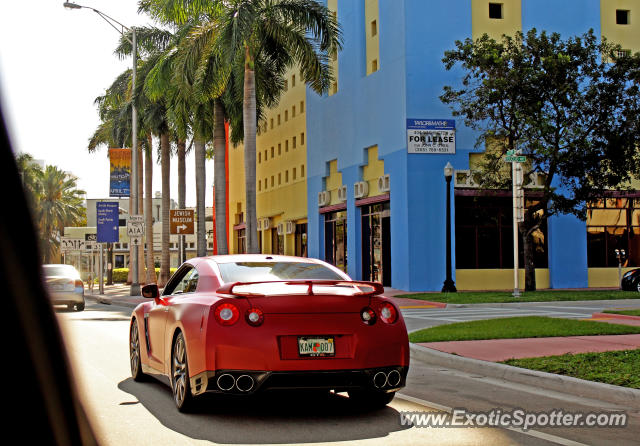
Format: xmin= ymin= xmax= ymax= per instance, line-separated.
xmin=442 ymin=162 xmax=457 ymax=293
xmin=63 ymin=2 xmax=140 ymax=296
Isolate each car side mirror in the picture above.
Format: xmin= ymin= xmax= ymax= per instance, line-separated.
xmin=141 ymin=284 xmax=159 ymax=299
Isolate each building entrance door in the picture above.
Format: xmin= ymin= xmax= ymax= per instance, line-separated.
xmin=361 ymin=202 xmax=391 ymax=286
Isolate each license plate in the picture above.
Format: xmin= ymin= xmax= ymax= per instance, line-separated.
xmin=298 ymin=336 xmax=335 ymax=357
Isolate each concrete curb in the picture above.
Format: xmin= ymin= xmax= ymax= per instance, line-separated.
xmin=592 ymin=312 xmax=640 ymax=321
xmin=410 ymin=343 xmax=640 ymax=405
xmin=85 ymin=293 xmax=140 ymax=309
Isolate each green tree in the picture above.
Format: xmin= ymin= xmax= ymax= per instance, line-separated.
xmin=37 ymin=166 xmax=86 ymax=263
xmin=441 ymin=29 xmax=640 ymax=291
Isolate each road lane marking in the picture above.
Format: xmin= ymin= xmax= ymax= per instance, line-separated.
xmin=395 ymin=393 xmax=591 ymax=446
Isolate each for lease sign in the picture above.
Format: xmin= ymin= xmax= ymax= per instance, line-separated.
xmin=407 ymin=119 xmax=456 ymax=154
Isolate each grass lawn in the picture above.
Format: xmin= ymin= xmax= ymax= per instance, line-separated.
xmin=502 ymin=349 xmax=640 ymax=389
xmin=602 ymin=309 xmax=640 ymax=317
xmin=408 ymin=316 xmax=640 ymax=343
xmin=397 ymin=289 xmax=639 ymax=304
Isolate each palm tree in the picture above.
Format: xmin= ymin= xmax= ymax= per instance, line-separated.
xmin=199 ymin=0 xmax=341 ymax=252
xmin=15 ymin=153 xmax=43 ymax=212
xmin=37 ymin=166 xmax=86 ymax=263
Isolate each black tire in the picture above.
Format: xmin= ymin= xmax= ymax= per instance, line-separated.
xmin=171 ymin=332 xmax=194 ymax=412
xmin=129 ymin=320 xmax=147 ymax=382
xmin=74 ymin=302 xmax=85 ymax=312
xmin=348 ymin=390 xmax=395 ymax=409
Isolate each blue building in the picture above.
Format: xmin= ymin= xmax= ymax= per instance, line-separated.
xmin=305 ymin=0 xmax=639 ymax=291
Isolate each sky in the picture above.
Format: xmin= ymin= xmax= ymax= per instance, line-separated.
xmin=0 ymin=0 xmax=214 ymax=207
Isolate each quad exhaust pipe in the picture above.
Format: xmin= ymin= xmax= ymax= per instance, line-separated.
xmin=373 ymin=370 xmax=402 ymax=389
xmin=216 ymin=373 xmax=255 ymax=392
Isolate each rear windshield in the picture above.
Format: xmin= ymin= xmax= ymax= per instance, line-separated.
xmin=43 ymin=265 xmax=78 ymax=278
xmin=217 ymin=261 xmax=344 ymax=283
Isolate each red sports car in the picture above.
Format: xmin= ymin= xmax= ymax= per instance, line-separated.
xmin=129 ymin=255 xmax=409 ymax=411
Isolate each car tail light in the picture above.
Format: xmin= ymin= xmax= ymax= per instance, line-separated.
xmin=360 ymin=307 xmax=377 ymax=325
xmin=379 ymin=302 xmax=398 ymax=324
xmin=245 ymin=308 xmax=264 ymax=327
xmin=74 ymin=280 xmax=84 ymax=288
xmin=214 ymin=303 xmax=240 ymax=326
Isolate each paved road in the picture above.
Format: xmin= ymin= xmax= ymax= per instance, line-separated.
xmin=56 ymin=301 xmax=640 ymax=446
xmin=401 ymin=299 xmax=640 ymax=332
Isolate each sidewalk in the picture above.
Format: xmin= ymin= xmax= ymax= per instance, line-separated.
xmin=417 ymin=311 xmax=640 ymax=362
xmin=418 ymin=334 xmax=640 ymax=362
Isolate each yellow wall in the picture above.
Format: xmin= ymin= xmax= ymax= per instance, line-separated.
xmin=328 ymin=0 xmax=339 ymax=95
xmin=601 ymin=0 xmax=640 ymax=53
xmin=365 ymin=0 xmax=380 ymax=75
xmin=472 ymin=0 xmax=522 ymax=40
xmin=588 ymin=267 xmax=636 ymax=287
xmin=324 ymin=159 xmax=344 ymax=206
xmin=362 ymin=146 xmax=385 ymax=196
xmin=456 ymin=269 xmax=550 ymax=290
xmin=228 ymin=66 xmax=308 ymax=255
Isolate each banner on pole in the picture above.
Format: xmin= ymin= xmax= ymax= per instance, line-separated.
xmin=109 ymin=148 xmax=131 ymax=197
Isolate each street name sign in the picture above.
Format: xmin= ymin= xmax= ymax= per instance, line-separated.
xmin=170 ymin=209 xmax=195 ymax=234
xmin=505 ymin=155 xmax=526 ymax=163
xmin=97 ymin=201 xmax=120 ymax=243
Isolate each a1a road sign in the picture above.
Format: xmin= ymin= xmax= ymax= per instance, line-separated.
xmin=127 ymin=214 xmax=145 ymax=237
xmin=170 ymin=209 xmax=195 ymax=235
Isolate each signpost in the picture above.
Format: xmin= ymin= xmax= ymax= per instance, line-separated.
xmin=97 ymin=201 xmax=119 ymax=295
xmin=505 ymin=150 xmax=525 ymax=297
xmin=127 ymin=214 xmax=144 ymax=247
xmin=171 ymin=209 xmax=194 ymax=265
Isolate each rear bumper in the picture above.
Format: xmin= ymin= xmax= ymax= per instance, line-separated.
xmin=190 ymin=366 xmax=408 ymax=397
xmin=49 ymin=291 xmax=85 ymax=305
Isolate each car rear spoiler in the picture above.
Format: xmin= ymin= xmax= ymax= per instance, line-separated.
xmin=216 ymin=280 xmax=385 ymax=297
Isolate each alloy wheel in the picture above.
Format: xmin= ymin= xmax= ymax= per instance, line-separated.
xmin=172 ymin=335 xmax=188 ymax=408
xmin=130 ymin=323 xmax=141 ymax=377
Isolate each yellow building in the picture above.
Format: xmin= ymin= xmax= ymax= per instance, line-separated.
xmin=228 ymin=66 xmax=309 ymax=257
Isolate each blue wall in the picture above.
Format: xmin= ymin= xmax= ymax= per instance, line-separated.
xmin=307 ymin=0 xmax=601 ymax=290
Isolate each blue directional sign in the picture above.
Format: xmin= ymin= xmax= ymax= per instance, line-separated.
xmin=96 ymin=201 xmax=120 ymax=243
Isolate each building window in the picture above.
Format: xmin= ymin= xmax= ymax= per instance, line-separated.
xmin=455 ymin=195 xmax=548 ymax=269
xmin=285 ymin=140 xmax=289 ymax=152
xmin=300 ymin=101 xmax=305 ymax=113
xmin=489 ymin=3 xmax=503 ymax=19
xmin=292 ymin=74 xmax=296 ymax=87
xmin=264 ymin=150 xmax=268 ymax=161
xmin=271 ymin=146 xmax=274 ymax=158
xmin=285 ymin=110 xmax=288 ymax=122
xmin=587 ymin=198 xmax=640 ymax=267
xmin=301 ymin=165 xmax=305 ymax=177
xmin=371 ymin=59 xmax=378 ymax=73
xmin=278 ymin=143 xmax=282 ymax=154
xmin=258 ymin=152 xmax=261 ymax=163
xmin=237 ymin=228 xmax=246 ymax=254
xmin=331 ymin=82 xmax=338 ymax=95
xmin=271 ymin=176 xmax=275 ymax=187
xmin=301 ymin=132 xmax=305 ymax=145
xmin=292 ymin=105 xmax=296 ymax=117
xmin=293 ymin=136 xmax=297 ymax=149
xmin=293 ymin=167 xmax=297 ymax=180
xmin=285 ymin=170 xmax=289 ymax=183
xmin=295 ymin=223 xmax=308 ymax=257
xmin=616 ymin=49 xmax=632 ymax=58
xmin=270 ymin=118 xmax=274 ymax=129
xmin=616 ymin=9 xmax=630 ymax=25
xmin=371 ymin=19 xmax=377 ymax=37
xmin=258 ymin=180 xmax=261 ymax=191
xmin=278 ymin=114 xmax=281 ymax=125
xmin=278 ymin=173 xmax=282 ymax=185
